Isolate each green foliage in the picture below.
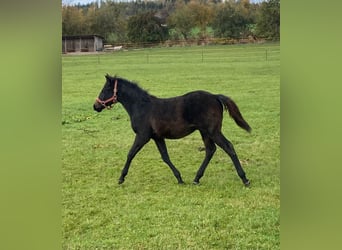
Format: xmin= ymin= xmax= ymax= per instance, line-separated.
xmin=127 ymin=11 xmax=169 ymax=44
xmin=90 ymin=3 xmax=127 ymax=43
xmin=62 ymin=1 xmax=280 ymax=44
xmin=212 ymin=1 xmax=257 ymax=39
xmin=187 ymin=1 xmax=213 ymax=38
xmin=167 ymin=1 xmax=194 ymax=40
xmin=62 ymin=6 xmax=86 ymax=35
xmin=256 ymin=0 xmax=280 ymax=40
xmin=62 ymin=43 xmax=280 ymax=249
xmin=168 ymin=0 xmax=214 ymax=40
xmin=213 ymin=4 xmax=246 ymax=38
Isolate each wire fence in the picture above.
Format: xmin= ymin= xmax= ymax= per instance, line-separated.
xmin=102 ymin=43 xmax=280 ymax=64
xmin=103 ymin=36 xmax=273 ymax=50
xmin=63 ymin=41 xmax=280 ymax=66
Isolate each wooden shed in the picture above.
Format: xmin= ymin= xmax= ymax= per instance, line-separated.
xmin=62 ymin=35 xmax=104 ymax=53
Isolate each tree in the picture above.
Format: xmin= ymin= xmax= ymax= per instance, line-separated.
xmin=90 ymin=2 xmax=128 ymax=44
xmin=167 ymin=1 xmax=194 ymax=40
xmin=167 ymin=0 xmax=214 ymax=40
xmin=212 ymin=1 xmax=254 ymax=39
xmin=127 ymin=11 xmax=169 ymax=44
xmin=61 ymin=0 xmax=274 ymax=45
xmin=62 ymin=6 xmax=86 ymax=35
xmin=187 ymin=1 xmax=213 ymax=39
xmin=256 ymin=0 xmax=280 ymax=40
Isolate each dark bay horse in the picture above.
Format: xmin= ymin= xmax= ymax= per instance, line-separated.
xmin=93 ymin=75 xmax=251 ymax=186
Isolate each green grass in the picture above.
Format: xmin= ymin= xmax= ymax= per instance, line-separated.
xmin=62 ymin=43 xmax=280 ymax=249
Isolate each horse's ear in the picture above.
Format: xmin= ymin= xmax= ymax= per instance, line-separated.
xmin=105 ymin=74 xmax=110 ymax=80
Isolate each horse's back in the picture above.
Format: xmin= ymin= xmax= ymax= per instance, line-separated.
xmin=152 ymin=90 xmax=221 ymax=120
xmin=182 ymin=91 xmax=223 ymax=123
xmin=150 ymin=91 xmax=223 ymax=138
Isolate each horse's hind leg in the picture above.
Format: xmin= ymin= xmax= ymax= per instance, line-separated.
xmin=212 ymin=132 xmax=250 ymax=186
xmin=153 ymin=138 xmax=184 ymax=184
xmin=118 ymin=135 xmax=150 ymax=184
xmin=193 ymin=132 xmax=216 ymax=184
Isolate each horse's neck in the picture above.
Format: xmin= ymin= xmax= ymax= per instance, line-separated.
xmin=118 ymin=83 xmax=149 ymax=118
xmin=119 ymin=97 xmax=137 ymax=117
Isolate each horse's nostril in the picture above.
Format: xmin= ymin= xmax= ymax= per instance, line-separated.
xmin=93 ymin=103 xmax=103 ymax=112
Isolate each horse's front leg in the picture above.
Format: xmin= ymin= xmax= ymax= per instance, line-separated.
xmin=153 ymin=138 xmax=184 ymax=184
xmin=118 ymin=135 xmax=150 ymax=184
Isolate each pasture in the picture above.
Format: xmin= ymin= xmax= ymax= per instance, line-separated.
xmin=62 ymin=43 xmax=280 ymax=249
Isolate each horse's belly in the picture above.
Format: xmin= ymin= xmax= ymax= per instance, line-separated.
xmin=152 ymin=121 xmax=196 ymax=139
xmin=164 ymin=127 xmax=196 ymax=139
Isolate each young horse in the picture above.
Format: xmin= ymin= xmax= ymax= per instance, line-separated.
xmin=93 ymin=75 xmax=251 ymax=186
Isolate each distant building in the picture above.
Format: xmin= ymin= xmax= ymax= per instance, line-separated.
xmin=62 ymin=35 xmax=104 ymax=53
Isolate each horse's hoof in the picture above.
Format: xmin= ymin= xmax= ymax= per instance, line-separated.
xmin=178 ymin=180 xmax=185 ymax=185
xmin=193 ymin=181 xmax=200 ymax=185
xmin=244 ymin=180 xmax=251 ymax=187
xmin=118 ymin=179 xmax=124 ymax=185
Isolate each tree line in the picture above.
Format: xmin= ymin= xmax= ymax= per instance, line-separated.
xmin=62 ymin=0 xmax=280 ymax=45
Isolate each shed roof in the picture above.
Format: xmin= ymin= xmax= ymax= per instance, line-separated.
xmin=62 ymin=35 xmax=104 ymax=40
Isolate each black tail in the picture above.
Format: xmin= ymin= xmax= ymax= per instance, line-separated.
xmin=217 ymin=95 xmax=251 ymax=132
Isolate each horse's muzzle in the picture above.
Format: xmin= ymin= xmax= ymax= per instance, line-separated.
xmin=93 ymin=102 xmax=104 ymax=112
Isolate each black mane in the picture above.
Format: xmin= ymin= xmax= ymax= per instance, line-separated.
xmin=112 ymin=76 xmax=152 ymax=102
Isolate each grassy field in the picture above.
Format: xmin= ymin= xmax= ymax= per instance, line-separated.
xmin=62 ymin=43 xmax=280 ymax=249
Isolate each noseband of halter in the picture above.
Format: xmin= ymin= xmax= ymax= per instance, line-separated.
xmin=96 ymin=79 xmax=118 ymax=109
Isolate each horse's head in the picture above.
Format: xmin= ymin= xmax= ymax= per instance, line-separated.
xmin=93 ymin=74 xmax=118 ymax=112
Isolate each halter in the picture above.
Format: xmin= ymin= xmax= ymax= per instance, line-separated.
xmin=96 ymin=79 xmax=118 ymax=109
